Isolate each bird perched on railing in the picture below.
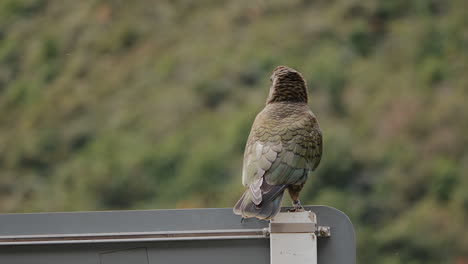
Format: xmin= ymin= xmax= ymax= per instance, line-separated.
xmin=233 ymin=66 xmax=322 ymax=220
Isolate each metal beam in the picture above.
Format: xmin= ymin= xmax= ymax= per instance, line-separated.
xmin=0 ymin=228 xmax=269 ymax=245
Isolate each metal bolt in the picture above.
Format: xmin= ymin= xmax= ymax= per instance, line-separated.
xmin=316 ymin=226 xmax=331 ymax=237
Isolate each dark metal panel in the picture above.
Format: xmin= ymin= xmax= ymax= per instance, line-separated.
xmin=0 ymin=206 xmax=355 ymax=264
xmin=146 ymin=239 xmax=270 ymax=264
xmin=0 ymin=244 xmax=103 ymax=264
xmin=0 ymin=208 xmax=267 ymax=236
xmin=312 ymin=206 xmax=356 ymax=264
xmin=0 ymin=240 xmax=270 ymax=264
xmin=100 ymin=247 xmax=149 ymax=264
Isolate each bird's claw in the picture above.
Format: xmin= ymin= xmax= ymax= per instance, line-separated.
xmin=289 ymin=200 xmax=304 ymax=212
xmin=288 ymin=207 xmax=305 ymax=212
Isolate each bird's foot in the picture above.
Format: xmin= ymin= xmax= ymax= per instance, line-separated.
xmin=288 ymin=200 xmax=305 ymax=212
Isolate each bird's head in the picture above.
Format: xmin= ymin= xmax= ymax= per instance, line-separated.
xmin=267 ymin=66 xmax=308 ymax=104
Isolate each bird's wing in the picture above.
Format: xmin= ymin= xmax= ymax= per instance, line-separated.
xmin=303 ymin=112 xmax=322 ymax=171
xmin=241 ymin=112 xmax=322 ymax=206
xmin=242 ymin=137 xmax=282 ymax=205
xmin=263 ymin=113 xmax=321 ymax=186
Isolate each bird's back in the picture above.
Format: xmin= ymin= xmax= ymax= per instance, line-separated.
xmin=242 ymin=101 xmax=322 ymax=187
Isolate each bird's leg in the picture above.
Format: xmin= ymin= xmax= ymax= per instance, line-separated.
xmin=288 ymin=184 xmax=305 ymax=212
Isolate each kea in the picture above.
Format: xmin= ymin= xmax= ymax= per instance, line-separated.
xmin=233 ymin=66 xmax=322 ymax=220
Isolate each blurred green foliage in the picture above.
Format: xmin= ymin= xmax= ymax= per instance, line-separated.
xmin=0 ymin=0 xmax=467 ymax=263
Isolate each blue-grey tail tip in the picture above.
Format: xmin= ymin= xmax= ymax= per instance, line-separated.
xmin=233 ymin=189 xmax=284 ymax=220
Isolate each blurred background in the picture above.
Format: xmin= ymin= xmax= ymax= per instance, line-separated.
xmin=0 ymin=0 xmax=467 ymax=263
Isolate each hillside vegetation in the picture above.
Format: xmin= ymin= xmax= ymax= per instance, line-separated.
xmin=1 ymin=0 xmax=468 ymax=263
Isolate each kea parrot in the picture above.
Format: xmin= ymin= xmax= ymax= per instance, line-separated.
xmin=233 ymin=66 xmax=322 ymax=220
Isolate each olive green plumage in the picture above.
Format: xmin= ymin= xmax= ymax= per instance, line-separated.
xmin=233 ymin=66 xmax=322 ymax=220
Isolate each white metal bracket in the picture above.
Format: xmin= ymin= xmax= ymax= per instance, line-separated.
xmin=269 ymin=211 xmax=330 ymax=264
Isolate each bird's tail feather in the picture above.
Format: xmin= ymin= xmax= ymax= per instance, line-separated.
xmin=233 ymin=185 xmax=286 ymax=220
